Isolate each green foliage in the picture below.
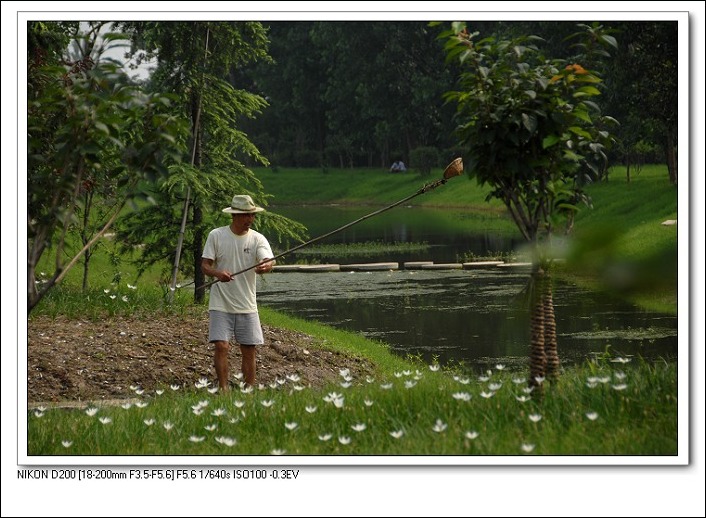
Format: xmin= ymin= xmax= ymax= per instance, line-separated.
xmin=112 ymin=22 xmax=306 ymax=299
xmin=441 ymin=23 xmax=618 ymax=247
xmin=409 ymin=146 xmax=440 ymax=175
xmin=27 ymin=23 xmax=188 ymax=312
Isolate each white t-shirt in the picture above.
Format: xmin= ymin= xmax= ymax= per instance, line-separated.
xmin=202 ymin=226 xmax=274 ymax=313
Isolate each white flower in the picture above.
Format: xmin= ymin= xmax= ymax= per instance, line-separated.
xmin=240 ymin=386 xmax=254 ymax=394
xmin=365 ymin=376 xmax=375 ymax=383
xmin=104 ymin=289 xmax=110 ymax=294
xmin=480 ymin=391 xmax=495 ymax=399
xmin=404 ymin=380 xmax=417 ymax=389
xmin=512 ymin=377 xmax=526 ymax=384
xmin=170 ymin=384 xmax=180 ymax=391
xmin=292 ymin=385 xmax=305 ymax=391
xmin=429 ymin=364 xmax=440 ymax=372
xmin=364 ymin=399 xmax=374 ymax=407
xmin=351 ymin=423 xmax=367 ymax=432
xmin=465 ymin=431 xmax=479 ymax=440
xmin=534 ymin=376 xmax=545 ymax=385
xmin=234 ymin=373 xmax=244 ymax=380
xmin=318 ymin=434 xmax=332 ymax=441
xmin=127 ymin=283 xmax=136 ymax=289
xmin=586 ymin=382 xmax=598 ymax=389
xmin=339 ymin=368 xmax=350 ymax=378
xmin=333 ymin=396 xmax=345 ymax=409
xmin=208 ymin=387 xmax=219 ymax=394
xmin=612 ymin=384 xmax=628 ymax=391
xmin=36 ymin=406 xmax=47 ymax=412
xmin=402 ymin=370 xmax=412 ymax=376
xmin=452 ymin=392 xmax=471 ymax=401
xmin=61 ymin=440 xmax=72 ymax=448
xmin=85 ymin=407 xmax=99 ymax=417
xmin=611 ymin=357 xmax=631 ymax=364
xmin=155 ymin=389 xmax=164 ymax=395
xmin=521 ymin=443 xmax=535 ymax=453
xmin=271 ymin=449 xmax=286 ymax=455
xmin=456 ymin=377 xmax=470 ymax=385
xmin=305 ymin=406 xmax=317 ymax=413
xmin=285 ymin=422 xmax=298 ymax=431
xmin=432 ymin=419 xmax=447 ymax=433
xmin=109 ymin=295 xmax=117 ymax=300
xmin=121 ymin=295 xmax=128 ymax=302
xmin=339 ymin=381 xmax=352 ymax=388
xmin=99 ymin=417 xmax=112 ymax=425
xmin=143 ymin=419 xmax=155 ymax=426
xmin=134 ymin=389 xmax=144 ymax=395
xmin=521 ymin=386 xmax=534 ymax=394
xmin=495 ymin=364 xmax=505 ymax=371
xmin=380 ymin=383 xmax=393 ymax=390
xmin=233 ymin=400 xmax=245 ymax=408
xmin=33 ymin=410 xmax=44 ymax=418
xmin=478 ymin=375 xmax=490 ymax=382
xmin=163 ymin=422 xmax=174 ymax=430
xmin=488 ymin=382 xmax=503 ymax=391
xmin=390 ymin=430 xmax=405 ymax=439
xmin=204 ymin=424 xmax=217 ymax=431
xmin=529 ymin=414 xmax=542 ymax=423
xmin=515 ymin=395 xmax=531 ymax=403
xmin=585 ymin=412 xmax=599 ymax=421
xmin=215 ymin=436 xmax=236 ymax=447
xmin=211 ymin=408 xmax=226 ymax=417
xmin=135 ymin=401 xmax=148 ymax=408
xmin=260 ymin=400 xmax=275 ymax=408
xmin=189 ymin=436 xmax=205 ymax=442
xmin=394 ymin=371 xmax=404 ymax=378
xmin=121 ymin=403 xmax=132 ymax=410
xmin=286 ymin=374 xmax=301 ymax=382
xmin=195 ymin=378 xmax=210 ymax=389
xmin=614 ymin=371 xmax=627 ymax=380
xmin=276 ymin=378 xmax=286 ymax=386
xmin=192 ymin=408 xmax=203 ymax=416
xmin=338 ymin=436 xmax=351 ymax=445
xmin=323 ymin=392 xmax=343 ymax=402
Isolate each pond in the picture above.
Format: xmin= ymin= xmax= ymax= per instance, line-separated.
xmin=257 ymin=206 xmax=678 ymax=371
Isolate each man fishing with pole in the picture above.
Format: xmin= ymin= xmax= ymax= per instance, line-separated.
xmin=201 ymin=194 xmax=275 ymax=391
xmin=198 ymin=159 xmax=463 ymax=391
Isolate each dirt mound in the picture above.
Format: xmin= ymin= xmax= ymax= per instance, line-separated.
xmin=27 ymin=313 xmax=374 ymax=403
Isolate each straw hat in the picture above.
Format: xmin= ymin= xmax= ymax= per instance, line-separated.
xmin=222 ymin=194 xmax=265 ymax=214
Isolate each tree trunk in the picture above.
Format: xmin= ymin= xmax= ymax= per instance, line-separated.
xmin=193 ymin=203 xmax=205 ymax=304
xmin=543 ymin=271 xmax=560 ymax=380
xmin=528 ymin=269 xmax=546 ymax=390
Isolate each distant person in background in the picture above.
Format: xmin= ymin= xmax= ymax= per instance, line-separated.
xmin=389 ymin=160 xmax=407 ymax=173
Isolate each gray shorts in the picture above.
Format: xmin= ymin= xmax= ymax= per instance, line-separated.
xmin=208 ymin=311 xmax=264 ymax=345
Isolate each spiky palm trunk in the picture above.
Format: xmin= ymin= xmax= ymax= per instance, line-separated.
xmin=529 ymin=269 xmax=547 ymax=390
xmin=543 ymin=271 xmax=560 ymax=380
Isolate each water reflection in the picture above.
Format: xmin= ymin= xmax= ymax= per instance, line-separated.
xmin=258 ymin=269 xmax=677 ymax=372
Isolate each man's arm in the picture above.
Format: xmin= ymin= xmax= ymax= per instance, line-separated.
xmin=201 ymin=258 xmax=233 ymax=282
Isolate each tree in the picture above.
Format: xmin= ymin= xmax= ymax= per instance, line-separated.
xmin=440 ymin=22 xmax=618 ymax=387
xmin=27 ymin=22 xmax=187 ymax=312
xmin=116 ymin=22 xmax=306 ymax=302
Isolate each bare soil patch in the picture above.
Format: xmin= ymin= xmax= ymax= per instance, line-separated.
xmin=27 ymin=313 xmax=374 ymax=404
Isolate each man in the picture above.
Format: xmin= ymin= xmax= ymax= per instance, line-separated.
xmin=201 ymin=194 xmax=275 ymax=391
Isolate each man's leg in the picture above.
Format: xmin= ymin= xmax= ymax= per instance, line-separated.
xmin=240 ymin=345 xmax=256 ymax=386
xmin=214 ymin=340 xmax=231 ymax=391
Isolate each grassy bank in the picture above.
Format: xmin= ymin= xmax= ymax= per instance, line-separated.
xmin=28 ymin=306 xmax=676 ymax=456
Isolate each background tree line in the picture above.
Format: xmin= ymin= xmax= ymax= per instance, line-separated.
xmin=235 ymin=20 xmax=677 ymax=183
